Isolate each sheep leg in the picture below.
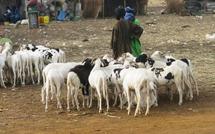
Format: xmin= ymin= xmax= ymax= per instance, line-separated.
xmin=41 ymin=86 xmax=45 ymax=104
xmin=67 ymin=84 xmax=71 ymax=112
xmin=29 ymin=61 xmax=35 ymax=85
xmin=21 ymin=63 xmax=25 ymax=85
xmin=112 ymin=87 xmax=118 ymax=107
xmin=115 ymin=83 xmax=123 ymax=109
xmin=12 ymin=68 xmax=16 ymax=88
xmin=74 ymin=89 xmax=80 ymax=111
xmin=89 ymin=87 xmax=93 ymax=108
xmin=86 ymin=96 xmax=90 ymax=108
xmin=36 ymin=65 xmax=41 ymax=85
xmin=177 ymin=87 xmax=183 ymax=106
xmin=167 ymin=85 xmax=174 ymax=101
xmin=134 ymin=89 xmax=141 ymax=117
xmin=189 ymin=70 xmax=199 ymax=96
xmin=56 ymin=85 xmax=62 ymax=109
xmin=184 ymin=76 xmax=193 ymax=101
xmin=105 ymin=89 xmax=109 ymax=112
xmin=45 ymin=84 xmax=49 ymax=112
xmin=145 ymin=90 xmax=150 ymax=116
xmin=97 ymin=90 xmax=102 ymax=113
xmin=82 ymin=95 xmax=85 ymax=108
xmin=125 ymin=88 xmax=131 ymax=115
xmin=0 ymin=70 xmax=6 ymax=88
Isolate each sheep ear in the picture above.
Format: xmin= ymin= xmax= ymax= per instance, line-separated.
xmin=92 ymin=58 xmax=97 ymax=62
xmin=166 ymin=51 xmax=171 ymax=56
xmin=82 ymin=58 xmax=90 ymax=63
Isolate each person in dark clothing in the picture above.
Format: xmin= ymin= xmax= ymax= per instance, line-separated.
xmin=110 ymin=6 xmax=143 ymax=59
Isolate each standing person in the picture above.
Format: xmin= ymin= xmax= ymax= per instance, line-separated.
xmin=110 ymin=6 xmax=143 ymax=59
xmin=124 ymin=6 xmax=143 ymax=57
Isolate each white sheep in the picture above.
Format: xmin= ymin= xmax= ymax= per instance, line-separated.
xmin=150 ymin=62 xmax=184 ymax=105
xmin=150 ymin=51 xmax=198 ymax=100
xmin=44 ymin=69 xmax=64 ymax=112
xmin=16 ymin=50 xmax=35 ymax=85
xmin=66 ymin=58 xmax=94 ymax=111
xmin=122 ymin=68 xmax=157 ymax=116
xmin=88 ymin=58 xmax=110 ymax=113
xmin=67 ymin=72 xmax=81 ymax=111
xmin=41 ymin=62 xmax=81 ymax=108
xmin=6 ymin=51 xmax=22 ymax=87
xmin=0 ymin=42 xmax=12 ymax=88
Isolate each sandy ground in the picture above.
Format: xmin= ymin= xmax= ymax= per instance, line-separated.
xmin=1 ymin=5 xmax=215 ymax=134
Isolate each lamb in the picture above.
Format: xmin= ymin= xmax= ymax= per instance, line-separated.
xmin=66 ymin=58 xmax=94 ymax=111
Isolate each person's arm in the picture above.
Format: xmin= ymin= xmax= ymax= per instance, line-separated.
xmin=130 ymin=22 xmax=143 ymax=39
xmin=110 ymin=25 xmax=118 ymax=49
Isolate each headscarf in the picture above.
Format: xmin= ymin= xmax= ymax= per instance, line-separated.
xmin=114 ymin=6 xmax=125 ymax=20
xmin=124 ymin=6 xmax=136 ymax=21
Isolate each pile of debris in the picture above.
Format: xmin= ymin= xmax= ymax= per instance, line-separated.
xmin=162 ymin=0 xmax=215 ymax=15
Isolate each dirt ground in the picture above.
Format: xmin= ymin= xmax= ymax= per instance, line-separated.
xmin=1 ymin=4 xmax=215 ymax=134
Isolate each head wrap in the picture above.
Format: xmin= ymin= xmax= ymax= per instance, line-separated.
xmin=124 ymin=6 xmax=136 ymax=21
xmin=114 ymin=6 xmax=125 ymax=20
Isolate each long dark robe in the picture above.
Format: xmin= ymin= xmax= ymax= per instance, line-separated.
xmin=110 ymin=19 xmax=143 ymax=59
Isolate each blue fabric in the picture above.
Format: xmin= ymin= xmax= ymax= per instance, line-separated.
xmin=124 ymin=12 xmax=134 ymax=21
xmin=57 ymin=10 xmax=66 ymax=21
xmin=125 ymin=6 xmax=135 ymax=14
xmin=3 ymin=6 xmax=21 ymax=23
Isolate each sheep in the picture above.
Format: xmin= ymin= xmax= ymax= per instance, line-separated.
xmin=150 ymin=51 xmax=167 ymax=62
xmin=42 ymin=62 xmax=81 ymax=85
xmin=117 ymin=52 xmax=149 ymax=68
xmin=165 ymin=55 xmax=199 ymax=98
xmin=0 ymin=42 xmax=12 ymax=88
xmin=149 ymin=62 xmax=184 ymax=105
xmin=102 ymin=54 xmax=114 ymax=63
xmin=88 ymin=57 xmax=130 ymax=111
xmin=66 ymin=58 xmax=94 ymax=111
xmin=88 ymin=58 xmax=110 ymax=113
xmin=150 ymin=51 xmax=199 ymax=98
xmin=29 ymin=51 xmax=45 ymax=85
xmin=122 ymin=68 xmax=157 ymax=116
xmin=21 ymin=44 xmax=66 ymax=64
xmin=102 ymin=59 xmax=141 ymax=109
xmin=44 ymin=69 xmax=64 ymax=112
xmin=6 ymin=51 xmax=22 ymax=87
xmin=15 ymin=50 xmax=35 ymax=85
xmin=41 ymin=62 xmax=81 ymax=105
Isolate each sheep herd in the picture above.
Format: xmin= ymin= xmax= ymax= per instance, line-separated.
xmin=0 ymin=43 xmax=199 ymax=117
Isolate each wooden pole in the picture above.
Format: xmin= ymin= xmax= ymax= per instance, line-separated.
xmin=25 ymin=0 xmax=28 ymax=18
xmin=55 ymin=0 xmax=57 ymax=20
xmin=102 ymin=0 xmax=105 ymax=18
xmin=136 ymin=0 xmax=139 ymax=15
